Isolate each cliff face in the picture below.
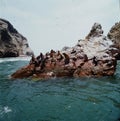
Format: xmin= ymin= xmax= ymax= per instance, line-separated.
xmin=108 ymin=22 xmax=120 ymax=48
xmin=11 ymin=23 xmax=118 ymax=79
xmin=108 ymin=22 xmax=120 ymax=59
xmin=0 ymin=18 xmax=33 ymax=57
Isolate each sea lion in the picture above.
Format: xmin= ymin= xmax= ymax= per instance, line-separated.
xmin=83 ymin=54 xmax=88 ymax=62
xmin=92 ymin=56 xmax=98 ymax=66
xmin=29 ymin=55 xmax=38 ymax=66
xmin=57 ymin=51 xmax=64 ymax=61
xmin=36 ymin=52 xmax=43 ymax=65
xmin=39 ymin=53 xmax=46 ymax=70
xmin=63 ymin=53 xmax=70 ymax=65
xmin=50 ymin=49 xmax=56 ymax=57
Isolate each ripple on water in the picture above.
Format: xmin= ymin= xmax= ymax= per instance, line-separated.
xmin=0 ymin=105 xmax=12 ymax=117
xmin=0 ymin=60 xmax=120 ymax=121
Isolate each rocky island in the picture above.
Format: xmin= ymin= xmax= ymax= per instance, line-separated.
xmin=11 ymin=22 xmax=120 ymax=79
xmin=0 ymin=18 xmax=33 ymax=57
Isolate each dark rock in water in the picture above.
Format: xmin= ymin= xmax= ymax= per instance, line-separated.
xmin=0 ymin=18 xmax=33 ymax=57
xmin=11 ymin=23 xmax=119 ymax=79
xmin=108 ymin=22 xmax=120 ymax=59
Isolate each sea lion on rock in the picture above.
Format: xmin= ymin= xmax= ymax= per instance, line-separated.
xmin=92 ymin=56 xmax=98 ymax=66
xmin=57 ymin=51 xmax=64 ymax=61
xmin=30 ymin=55 xmax=39 ymax=66
xmin=50 ymin=49 xmax=56 ymax=58
xmin=36 ymin=52 xmax=44 ymax=65
xmin=63 ymin=53 xmax=70 ymax=65
xmin=83 ymin=54 xmax=88 ymax=62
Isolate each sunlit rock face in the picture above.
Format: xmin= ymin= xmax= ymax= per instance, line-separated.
xmin=108 ymin=22 xmax=120 ymax=59
xmin=12 ymin=23 xmax=118 ymax=79
xmin=0 ymin=18 xmax=33 ymax=57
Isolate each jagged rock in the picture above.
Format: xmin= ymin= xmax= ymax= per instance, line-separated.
xmin=108 ymin=22 xmax=120 ymax=59
xmin=11 ymin=23 xmax=118 ymax=79
xmin=0 ymin=18 xmax=33 ymax=57
xmin=108 ymin=22 xmax=120 ymax=48
xmin=86 ymin=23 xmax=103 ymax=40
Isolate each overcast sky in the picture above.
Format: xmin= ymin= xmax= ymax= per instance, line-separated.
xmin=0 ymin=0 xmax=119 ymax=55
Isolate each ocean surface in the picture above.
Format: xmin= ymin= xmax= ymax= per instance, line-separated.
xmin=0 ymin=57 xmax=120 ymax=121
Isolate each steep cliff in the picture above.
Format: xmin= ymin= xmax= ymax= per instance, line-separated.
xmin=108 ymin=22 xmax=120 ymax=59
xmin=0 ymin=18 xmax=33 ymax=57
xmin=108 ymin=22 xmax=120 ymax=48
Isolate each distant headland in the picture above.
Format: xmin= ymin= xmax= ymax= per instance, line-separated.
xmin=0 ymin=18 xmax=33 ymax=58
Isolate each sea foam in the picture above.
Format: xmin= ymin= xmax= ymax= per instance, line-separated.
xmin=0 ymin=57 xmax=31 ymax=63
xmin=0 ymin=106 xmax=12 ymax=115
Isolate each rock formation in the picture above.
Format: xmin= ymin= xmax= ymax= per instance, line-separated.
xmin=0 ymin=18 xmax=33 ymax=57
xmin=108 ymin=22 xmax=120 ymax=59
xmin=11 ymin=23 xmax=118 ymax=79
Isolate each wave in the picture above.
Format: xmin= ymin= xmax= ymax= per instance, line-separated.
xmin=0 ymin=56 xmax=31 ymax=63
xmin=0 ymin=106 xmax=12 ymax=115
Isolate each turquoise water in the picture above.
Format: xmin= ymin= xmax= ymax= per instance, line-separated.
xmin=0 ymin=58 xmax=120 ymax=121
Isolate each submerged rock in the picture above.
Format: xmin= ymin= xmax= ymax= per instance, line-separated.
xmin=11 ymin=23 xmax=118 ymax=79
xmin=0 ymin=18 xmax=33 ymax=57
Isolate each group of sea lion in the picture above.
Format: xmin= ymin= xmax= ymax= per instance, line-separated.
xmin=29 ymin=48 xmax=100 ymax=75
xmin=29 ymin=49 xmax=75 ymax=73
